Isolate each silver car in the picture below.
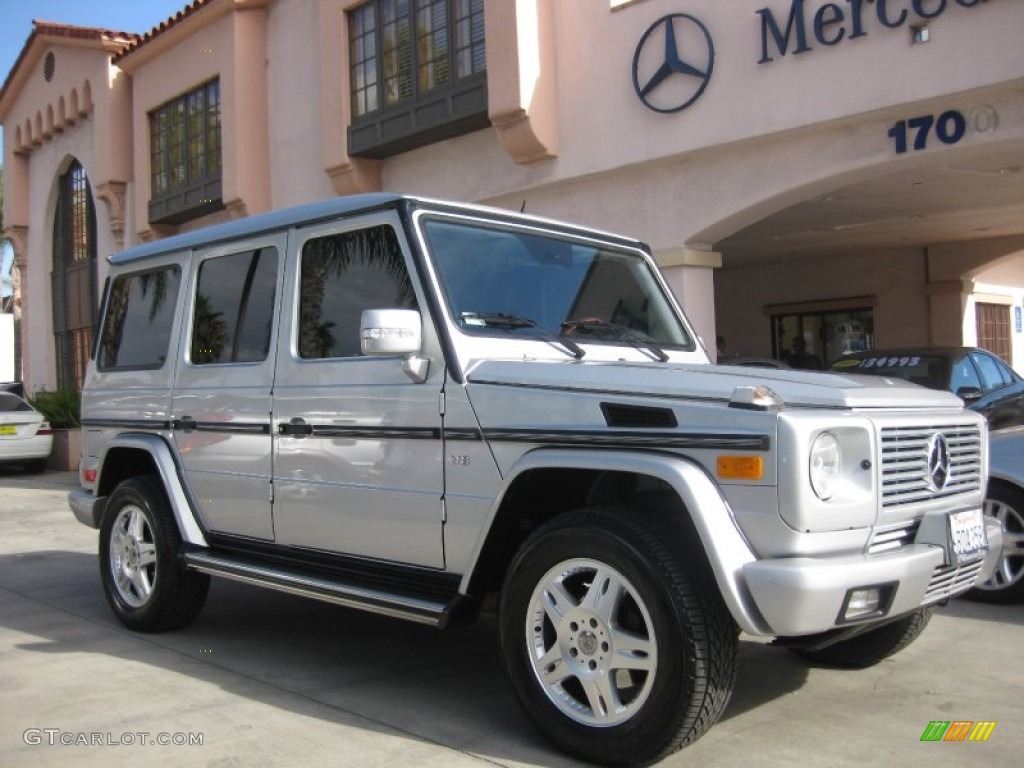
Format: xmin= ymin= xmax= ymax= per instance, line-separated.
xmin=968 ymin=427 xmax=1024 ymax=603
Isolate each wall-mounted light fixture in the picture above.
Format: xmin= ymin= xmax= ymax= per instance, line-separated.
xmin=912 ymin=25 xmax=930 ymax=44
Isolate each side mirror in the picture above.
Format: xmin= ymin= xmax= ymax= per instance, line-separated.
xmin=360 ymin=309 xmax=422 ymax=356
xmin=955 ymin=386 xmax=983 ymax=403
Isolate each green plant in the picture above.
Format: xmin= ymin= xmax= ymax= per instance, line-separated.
xmin=30 ymin=389 xmax=81 ymax=429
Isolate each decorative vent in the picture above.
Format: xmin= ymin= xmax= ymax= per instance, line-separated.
xmin=600 ymin=403 xmax=678 ymax=429
xmin=44 ymin=52 xmax=56 ymax=82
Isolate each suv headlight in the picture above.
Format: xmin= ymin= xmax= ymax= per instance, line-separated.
xmin=809 ymin=431 xmax=841 ymax=500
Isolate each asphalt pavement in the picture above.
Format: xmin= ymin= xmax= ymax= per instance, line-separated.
xmin=1 ymin=467 xmax=1021 ymax=767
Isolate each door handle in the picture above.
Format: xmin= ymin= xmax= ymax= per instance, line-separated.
xmin=278 ymin=418 xmax=313 ymax=437
xmin=173 ymin=416 xmax=198 ymax=432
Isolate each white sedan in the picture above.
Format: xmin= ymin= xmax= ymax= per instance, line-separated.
xmin=967 ymin=427 xmax=1024 ymax=603
xmin=0 ymin=391 xmax=53 ymax=474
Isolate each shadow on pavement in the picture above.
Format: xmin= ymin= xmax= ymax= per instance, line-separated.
xmin=0 ymin=548 xmax=810 ymax=765
xmin=0 ymin=465 xmax=78 ymax=491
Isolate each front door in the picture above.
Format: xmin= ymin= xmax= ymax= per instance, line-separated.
xmin=171 ymin=234 xmax=285 ymax=540
xmin=271 ymin=214 xmax=445 ymax=568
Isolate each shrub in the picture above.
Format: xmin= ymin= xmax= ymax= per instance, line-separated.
xmin=30 ymin=389 xmax=81 ymax=429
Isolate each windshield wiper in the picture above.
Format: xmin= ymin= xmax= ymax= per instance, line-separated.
xmin=461 ymin=312 xmax=585 ymax=360
xmin=561 ymin=318 xmax=670 ymax=362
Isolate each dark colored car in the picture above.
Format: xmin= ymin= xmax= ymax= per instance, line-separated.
xmin=967 ymin=426 xmax=1024 ymax=603
xmin=830 ymin=347 xmax=1024 ymax=431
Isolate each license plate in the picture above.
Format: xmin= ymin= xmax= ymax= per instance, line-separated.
xmin=948 ymin=508 xmax=987 ymax=564
xmin=0 ymin=425 xmax=16 ymax=436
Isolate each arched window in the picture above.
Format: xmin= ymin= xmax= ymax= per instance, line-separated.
xmin=52 ymin=159 xmax=97 ymax=391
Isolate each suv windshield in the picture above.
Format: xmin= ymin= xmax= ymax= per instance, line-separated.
xmin=420 ymin=217 xmax=693 ymax=350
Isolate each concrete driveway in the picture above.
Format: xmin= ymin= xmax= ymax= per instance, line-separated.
xmin=1 ymin=468 xmax=1021 ymax=767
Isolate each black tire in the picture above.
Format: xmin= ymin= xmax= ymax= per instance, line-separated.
xmin=965 ymin=482 xmax=1024 ymax=604
xmin=499 ymin=508 xmax=738 ymax=767
xmin=99 ymin=476 xmax=209 ymax=632
xmin=791 ymin=607 xmax=933 ymax=669
xmin=22 ymin=459 xmax=47 ymax=474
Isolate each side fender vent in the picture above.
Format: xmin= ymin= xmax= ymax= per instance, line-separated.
xmin=600 ymin=403 xmax=678 ymax=429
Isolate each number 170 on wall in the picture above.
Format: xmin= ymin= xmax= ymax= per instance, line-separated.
xmin=888 ymin=110 xmax=967 ymax=154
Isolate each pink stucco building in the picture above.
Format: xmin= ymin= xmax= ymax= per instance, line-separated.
xmin=2 ymin=0 xmax=1022 ymax=392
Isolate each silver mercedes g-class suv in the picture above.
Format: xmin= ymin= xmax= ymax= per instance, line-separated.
xmin=70 ymin=194 xmax=1001 ymax=765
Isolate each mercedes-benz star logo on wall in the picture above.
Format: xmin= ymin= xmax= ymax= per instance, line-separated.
xmin=632 ymin=14 xmax=714 ymax=114
xmin=926 ymin=433 xmax=951 ymax=493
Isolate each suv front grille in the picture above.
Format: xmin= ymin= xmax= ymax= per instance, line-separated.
xmin=880 ymin=424 xmax=982 ymax=508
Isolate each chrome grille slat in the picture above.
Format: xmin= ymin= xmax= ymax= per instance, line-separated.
xmin=880 ymin=424 xmax=982 ymax=508
xmin=868 ymin=521 xmax=920 ymax=554
xmin=924 ymin=560 xmax=984 ymax=602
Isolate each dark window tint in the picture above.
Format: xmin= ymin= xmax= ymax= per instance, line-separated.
xmin=192 ymin=248 xmax=278 ymax=364
xmin=950 ymin=355 xmax=982 ymax=394
xmin=52 ymin=159 xmax=97 ymax=391
xmin=298 ymin=226 xmax=416 ymax=359
xmin=347 ymin=0 xmax=487 ymax=158
xmin=99 ymin=267 xmax=181 ymax=369
xmin=0 ymin=393 xmax=33 ymax=413
xmin=148 ymin=79 xmax=222 ymax=224
xmin=972 ymin=351 xmax=1014 ymax=391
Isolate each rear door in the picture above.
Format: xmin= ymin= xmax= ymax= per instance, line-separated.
xmin=170 ymin=234 xmax=285 ymax=540
xmin=271 ymin=212 xmax=446 ymax=568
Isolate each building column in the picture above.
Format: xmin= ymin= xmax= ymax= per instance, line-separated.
xmin=654 ymin=247 xmax=722 ymax=360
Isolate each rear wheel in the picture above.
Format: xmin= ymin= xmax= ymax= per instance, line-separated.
xmin=99 ymin=476 xmax=209 ymax=632
xmin=499 ymin=508 xmax=738 ymax=766
xmin=965 ymin=483 xmax=1024 ymax=604
xmin=790 ymin=607 xmax=933 ymax=669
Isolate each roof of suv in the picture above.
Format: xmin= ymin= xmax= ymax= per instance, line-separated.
xmin=111 ymin=193 xmax=405 ymax=265
xmin=109 ymin=194 xmax=647 ymax=266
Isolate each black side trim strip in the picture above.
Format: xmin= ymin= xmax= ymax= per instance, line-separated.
xmin=82 ymin=418 xmax=172 ymax=430
xmin=309 ymin=425 xmax=441 ymax=440
xmin=469 ymin=377 xmax=731 ymax=407
xmin=482 ymin=428 xmax=770 ymax=451
xmin=184 ymin=421 xmax=271 ymax=435
xmin=443 ymin=428 xmax=484 ymax=441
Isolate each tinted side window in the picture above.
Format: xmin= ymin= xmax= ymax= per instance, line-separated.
xmin=298 ymin=226 xmax=417 ymax=359
xmin=972 ymin=351 xmax=1012 ymax=391
xmin=192 ymin=247 xmax=278 ymax=364
xmin=99 ymin=267 xmax=181 ymax=369
xmin=949 ymin=355 xmax=982 ymax=394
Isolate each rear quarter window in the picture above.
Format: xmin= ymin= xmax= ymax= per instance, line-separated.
xmin=0 ymin=393 xmax=33 ymax=412
xmin=98 ymin=266 xmax=182 ymax=370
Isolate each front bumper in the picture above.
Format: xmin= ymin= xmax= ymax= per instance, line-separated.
xmin=743 ymin=517 xmax=1003 ymax=636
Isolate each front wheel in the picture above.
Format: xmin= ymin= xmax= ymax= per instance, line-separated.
xmin=790 ymin=607 xmax=933 ymax=669
xmin=99 ymin=476 xmax=209 ymax=632
xmin=499 ymin=509 xmax=738 ymax=767
xmin=965 ymin=482 xmax=1024 ymax=604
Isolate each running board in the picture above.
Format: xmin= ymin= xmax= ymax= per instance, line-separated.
xmin=183 ymin=550 xmax=460 ymax=628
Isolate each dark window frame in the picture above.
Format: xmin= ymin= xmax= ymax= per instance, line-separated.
xmin=148 ymin=79 xmax=224 ymax=225
xmin=347 ymin=0 xmax=488 ymax=159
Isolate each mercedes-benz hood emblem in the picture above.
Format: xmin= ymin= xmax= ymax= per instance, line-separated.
xmin=926 ymin=433 xmax=951 ymax=492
